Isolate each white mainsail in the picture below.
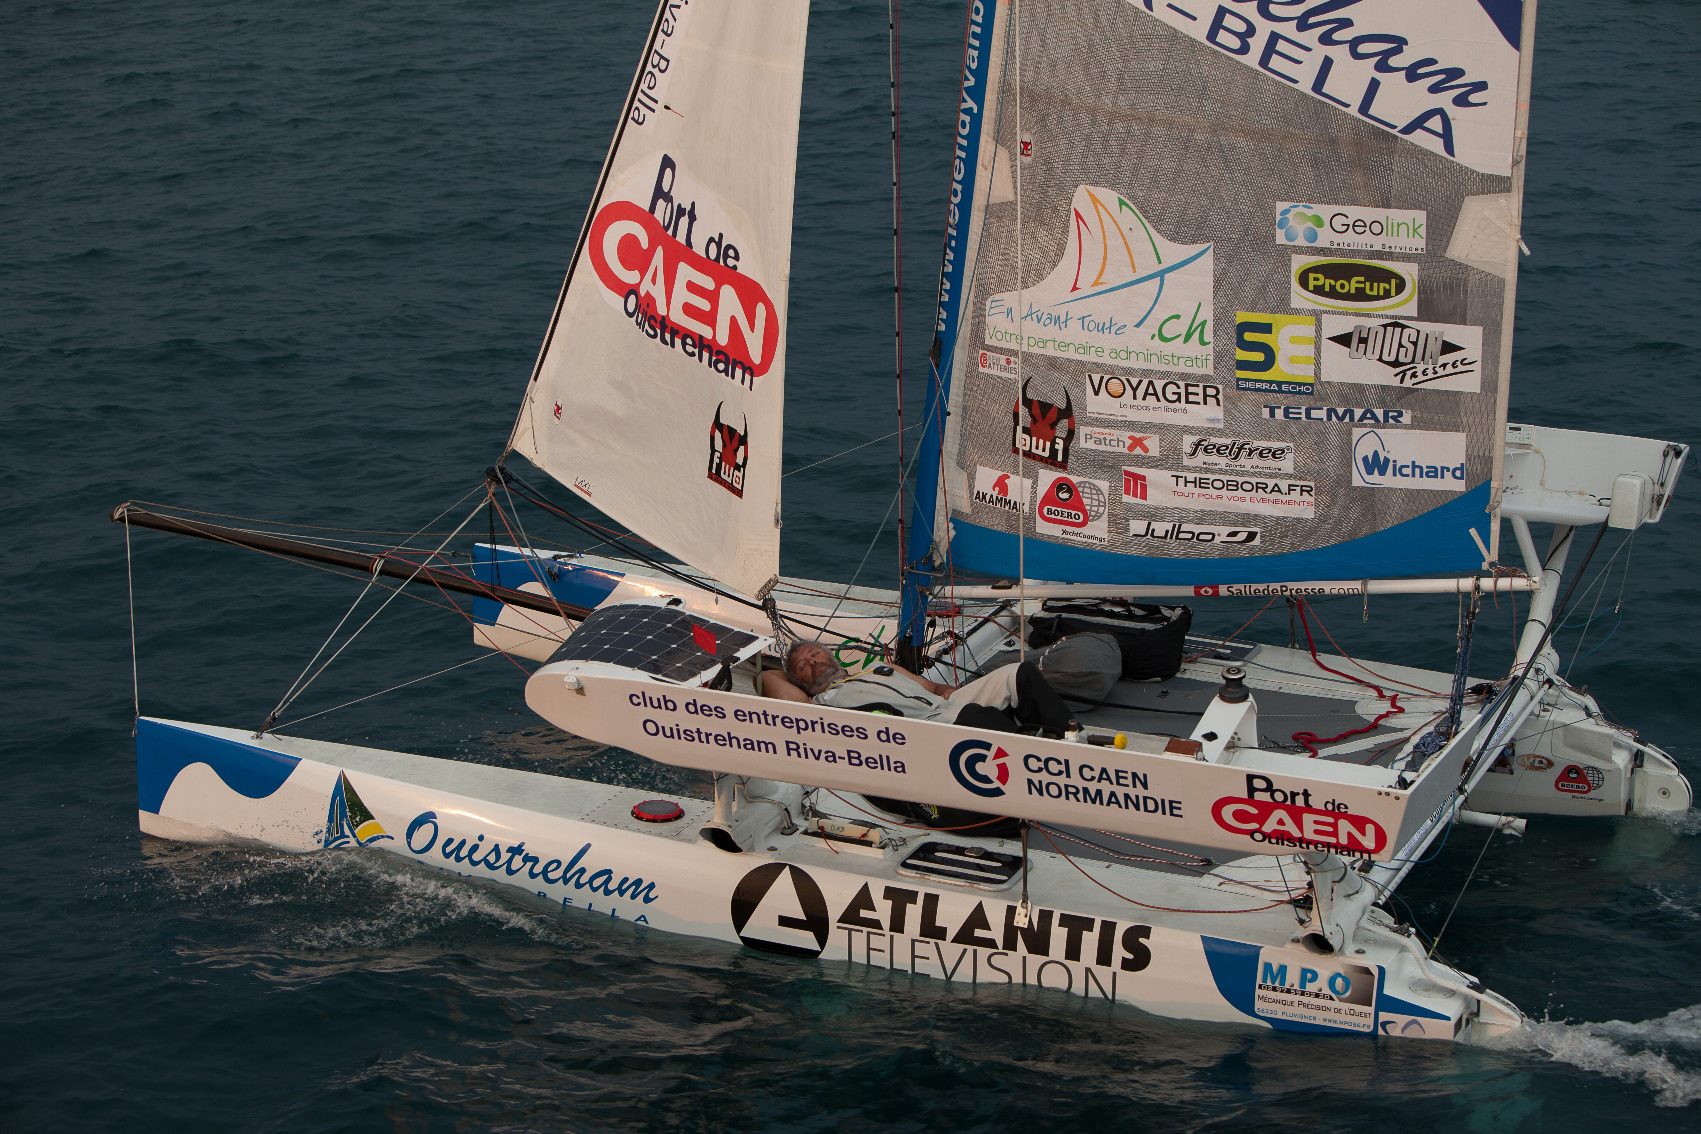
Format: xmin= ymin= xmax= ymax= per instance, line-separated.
xmin=509 ymin=0 xmax=809 ymax=599
xmin=918 ymin=0 xmax=1533 ymax=588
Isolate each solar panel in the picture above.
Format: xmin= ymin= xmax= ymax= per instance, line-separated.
xmin=553 ymin=603 xmax=761 ymax=683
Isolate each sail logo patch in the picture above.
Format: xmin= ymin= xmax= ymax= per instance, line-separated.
xmin=1012 ymin=380 xmax=1075 ymax=468
xmin=322 ymin=772 xmax=393 ymax=849
xmin=706 ymin=403 xmax=748 ymax=497
xmin=1235 ymin=313 xmax=1316 ymax=395
xmin=1182 ymin=435 xmax=1294 ymax=473
xmin=1124 ymin=468 xmax=1316 ymax=519
xmin=1254 ymin=950 xmax=1378 ymax=1033
xmin=1276 ymin=203 xmax=1426 ymax=253
xmin=1263 ymin=405 xmax=1412 ymax=426
xmin=1212 ymin=775 xmax=1387 ymax=854
xmin=978 ymin=349 xmax=1018 ymax=378
xmin=1291 ymin=257 xmax=1417 ymax=315
xmin=984 ymin=185 xmax=1213 ymax=375
xmin=1129 ymin=519 xmax=1261 ymax=547
xmin=1162 ymin=3 xmax=1520 ymax=176
xmin=1321 ymin=316 xmax=1482 ymax=392
xmin=730 ymin=863 xmax=832 ymax=958
xmin=1036 ymin=473 xmax=1109 ymax=542
xmin=588 ymin=156 xmax=780 ymax=388
xmin=1084 ymin=372 xmax=1224 ymax=427
xmin=1351 ymin=429 xmax=1467 ymax=491
xmin=972 ymin=466 xmax=1031 ymax=514
xmin=1081 ymin=427 xmax=1157 ymax=456
xmin=948 ymin=738 xmax=1012 ymax=798
xmin=1554 ymin=763 xmax=1604 ymax=796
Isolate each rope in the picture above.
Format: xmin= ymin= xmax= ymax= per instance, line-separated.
xmin=1428 ymin=820 xmax=1497 ymax=956
xmin=1289 ymin=599 xmax=1404 ymax=757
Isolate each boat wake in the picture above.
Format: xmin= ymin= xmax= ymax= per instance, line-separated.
xmin=1482 ymin=1005 xmax=1701 ymax=1107
xmin=143 ymin=840 xmax=584 ymax=954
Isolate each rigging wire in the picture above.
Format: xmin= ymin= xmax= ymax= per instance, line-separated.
xmin=258 ymin=496 xmax=487 ymax=736
xmin=270 ymin=652 xmax=510 ymax=732
xmin=887 ymin=0 xmax=908 ymax=591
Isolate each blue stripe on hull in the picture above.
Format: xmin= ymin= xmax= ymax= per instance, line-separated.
xmin=136 ymin=719 xmax=302 ymax=815
xmin=468 ymin=545 xmax=625 ymax=624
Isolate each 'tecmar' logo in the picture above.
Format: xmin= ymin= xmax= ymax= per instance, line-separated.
xmin=949 ymin=737 xmax=1012 ymax=798
xmin=1276 ymin=203 xmax=1324 ymax=245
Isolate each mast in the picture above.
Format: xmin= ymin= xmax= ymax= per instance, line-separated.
xmin=899 ymin=0 xmax=1003 ymax=655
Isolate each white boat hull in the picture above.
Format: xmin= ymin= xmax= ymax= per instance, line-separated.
xmin=137 ymin=717 xmax=1523 ymax=1041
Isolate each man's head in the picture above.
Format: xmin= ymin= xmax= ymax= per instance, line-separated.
xmin=785 ymin=640 xmax=844 ymax=695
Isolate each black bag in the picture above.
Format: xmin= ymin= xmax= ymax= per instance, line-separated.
xmin=1027 ymin=601 xmax=1193 ymax=681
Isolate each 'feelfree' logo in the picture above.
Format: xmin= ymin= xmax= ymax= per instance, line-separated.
xmin=948 ymin=738 xmax=1012 ymax=798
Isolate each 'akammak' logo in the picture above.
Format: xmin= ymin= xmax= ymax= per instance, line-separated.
xmin=706 ymin=402 xmax=747 ymax=497
xmin=949 ymin=738 xmax=1011 ymax=798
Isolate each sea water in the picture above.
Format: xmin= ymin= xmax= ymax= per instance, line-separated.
xmin=4 ymin=0 xmax=1699 ymax=1127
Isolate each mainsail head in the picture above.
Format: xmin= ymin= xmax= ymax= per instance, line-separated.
xmin=510 ymin=0 xmax=810 ymax=599
xmin=912 ymin=0 xmax=1532 ymax=590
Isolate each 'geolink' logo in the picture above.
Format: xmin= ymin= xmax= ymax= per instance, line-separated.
xmin=1277 ymin=203 xmax=1323 ymax=245
xmin=948 ymin=738 xmax=1012 ymax=798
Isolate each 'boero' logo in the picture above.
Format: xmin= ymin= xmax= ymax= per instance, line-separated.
xmin=729 ymin=863 xmax=830 ymax=958
xmin=948 ymin=738 xmax=1012 ymax=798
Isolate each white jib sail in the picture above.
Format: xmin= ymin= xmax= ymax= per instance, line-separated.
xmin=509 ymin=0 xmax=809 ymax=599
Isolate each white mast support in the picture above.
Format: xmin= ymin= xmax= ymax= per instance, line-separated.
xmin=1300 ymin=670 xmax=1550 ymax=953
xmin=944 ymin=576 xmax=1538 ymax=602
xmin=1510 ymin=524 xmax=1572 ymax=675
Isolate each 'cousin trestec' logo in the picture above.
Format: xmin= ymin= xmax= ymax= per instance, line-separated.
xmin=949 ymin=738 xmax=1012 ymax=798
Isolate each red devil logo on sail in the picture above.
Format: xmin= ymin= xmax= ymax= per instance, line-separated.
xmin=707 ymin=402 xmax=748 ymax=497
xmin=1012 ymin=379 xmax=1074 ymax=469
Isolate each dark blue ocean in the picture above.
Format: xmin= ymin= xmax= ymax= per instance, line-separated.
xmin=5 ymin=0 xmax=1700 ymax=1128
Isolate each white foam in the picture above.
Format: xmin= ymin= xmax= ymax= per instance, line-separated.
xmin=1484 ymin=1005 xmax=1701 ymax=1108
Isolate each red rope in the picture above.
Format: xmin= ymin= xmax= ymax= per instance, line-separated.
xmin=1289 ymin=599 xmax=1404 ymax=757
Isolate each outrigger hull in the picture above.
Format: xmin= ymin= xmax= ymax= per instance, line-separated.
xmin=137 ymin=717 xmax=1522 ymax=1041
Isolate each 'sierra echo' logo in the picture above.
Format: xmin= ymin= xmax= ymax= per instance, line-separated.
xmin=948 ymin=738 xmax=1012 ymax=798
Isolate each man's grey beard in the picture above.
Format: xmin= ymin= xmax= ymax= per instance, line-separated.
xmin=801 ymin=660 xmax=848 ymax=696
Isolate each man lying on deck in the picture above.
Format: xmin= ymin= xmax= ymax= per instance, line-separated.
xmin=760 ymin=640 xmax=1079 ymax=738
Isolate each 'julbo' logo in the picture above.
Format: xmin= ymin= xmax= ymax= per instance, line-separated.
xmin=949 ymin=738 xmax=1012 ymax=798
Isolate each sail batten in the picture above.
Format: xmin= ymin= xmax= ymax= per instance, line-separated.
xmin=511 ymin=0 xmax=809 ymax=600
xmin=909 ymin=0 xmax=1529 ymax=600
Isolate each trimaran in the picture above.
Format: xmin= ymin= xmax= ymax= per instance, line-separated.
xmin=116 ymin=0 xmax=1691 ymax=1041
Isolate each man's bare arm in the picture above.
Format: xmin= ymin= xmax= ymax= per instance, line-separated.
xmin=759 ymin=667 xmax=814 ymax=703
